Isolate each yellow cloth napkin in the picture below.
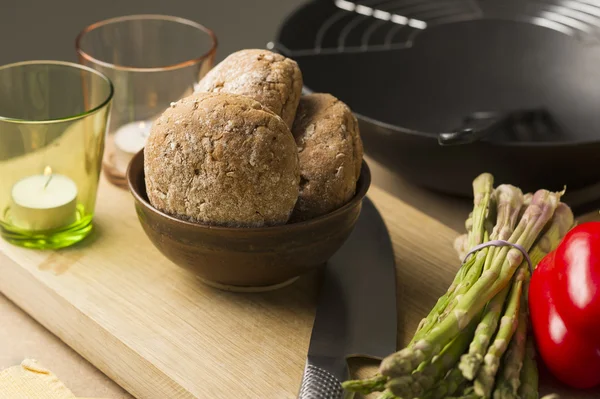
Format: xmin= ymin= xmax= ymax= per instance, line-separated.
xmin=0 ymin=359 xmax=76 ymax=399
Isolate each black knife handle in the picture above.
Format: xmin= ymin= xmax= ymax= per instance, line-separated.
xmin=298 ymin=363 xmax=344 ymax=399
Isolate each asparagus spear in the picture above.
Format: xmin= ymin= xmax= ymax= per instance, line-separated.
xmin=380 ymin=190 xmax=560 ymax=378
xmin=518 ymin=336 xmax=539 ymax=399
xmin=492 ymin=292 xmax=529 ymax=399
xmin=413 ymin=255 xmax=479 ymax=341
xmin=461 ymin=286 xmax=520 ymax=385
xmin=387 ymin=316 xmax=479 ymax=398
xmin=490 ymin=185 xmax=524 ymax=243
xmin=479 ymin=185 xmax=524 ymax=273
xmin=423 ymin=367 xmax=465 ymax=399
xmin=437 ymin=247 xmax=489 ymax=321
xmin=474 ymin=267 xmax=525 ymax=397
xmin=342 ymin=374 xmax=387 ymax=394
xmin=492 ymin=192 xmax=557 ymax=284
xmin=529 ymin=203 xmax=574 ymax=260
xmin=413 ymin=176 xmax=494 ymax=342
xmin=467 ymin=173 xmax=495 ymax=249
xmin=462 ymin=269 xmax=523 ymax=384
xmin=459 ymin=286 xmax=509 ymax=381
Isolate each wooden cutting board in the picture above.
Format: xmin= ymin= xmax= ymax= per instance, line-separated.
xmin=0 ymin=169 xmax=598 ymax=398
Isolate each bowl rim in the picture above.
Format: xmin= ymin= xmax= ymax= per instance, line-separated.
xmin=127 ymin=149 xmax=371 ymax=232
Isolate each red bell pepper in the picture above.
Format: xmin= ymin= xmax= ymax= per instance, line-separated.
xmin=529 ymin=222 xmax=600 ymax=389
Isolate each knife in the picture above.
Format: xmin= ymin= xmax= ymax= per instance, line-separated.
xmin=298 ymin=197 xmax=398 ymax=398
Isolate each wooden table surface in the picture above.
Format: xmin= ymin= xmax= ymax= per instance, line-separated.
xmin=0 ymin=158 xmax=597 ymax=398
xmin=0 ymin=293 xmax=132 ymax=398
xmin=0 ymin=159 xmax=465 ymax=397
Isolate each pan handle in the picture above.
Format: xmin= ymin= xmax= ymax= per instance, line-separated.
xmin=438 ymin=111 xmax=504 ymax=146
xmin=439 ymin=108 xmax=558 ymax=146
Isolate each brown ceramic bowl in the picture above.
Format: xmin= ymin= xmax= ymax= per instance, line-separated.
xmin=127 ymin=150 xmax=371 ymax=291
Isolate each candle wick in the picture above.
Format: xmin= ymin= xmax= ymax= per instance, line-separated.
xmin=43 ymin=174 xmax=53 ymax=190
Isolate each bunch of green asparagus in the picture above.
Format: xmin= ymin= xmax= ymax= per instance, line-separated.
xmin=343 ymin=173 xmax=574 ymax=399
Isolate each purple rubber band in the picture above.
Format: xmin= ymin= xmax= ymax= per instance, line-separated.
xmin=463 ymin=240 xmax=533 ymax=275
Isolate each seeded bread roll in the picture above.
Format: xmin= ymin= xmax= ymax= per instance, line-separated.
xmin=291 ymin=93 xmax=363 ymax=222
xmin=144 ymin=92 xmax=300 ymax=227
xmin=195 ymin=49 xmax=302 ymax=128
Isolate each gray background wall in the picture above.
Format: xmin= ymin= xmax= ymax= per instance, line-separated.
xmin=0 ymin=0 xmax=306 ymax=65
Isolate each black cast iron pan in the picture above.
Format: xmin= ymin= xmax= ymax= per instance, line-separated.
xmin=274 ymin=0 xmax=600 ymax=201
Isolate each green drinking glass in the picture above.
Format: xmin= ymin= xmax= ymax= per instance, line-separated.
xmin=0 ymin=61 xmax=113 ymax=249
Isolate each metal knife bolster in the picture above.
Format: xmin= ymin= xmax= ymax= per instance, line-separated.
xmin=298 ymin=361 xmax=344 ymax=399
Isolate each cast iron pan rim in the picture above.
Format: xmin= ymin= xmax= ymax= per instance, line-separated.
xmin=301 ymin=82 xmax=600 ymax=148
xmin=274 ymin=0 xmax=600 ymax=148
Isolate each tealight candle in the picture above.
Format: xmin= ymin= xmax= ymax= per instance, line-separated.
xmin=113 ymin=121 xmax=152 ymax=173
xmin=11 ymin=167 xmax=78 ymax=231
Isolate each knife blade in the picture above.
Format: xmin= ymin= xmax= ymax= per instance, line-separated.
xmin=298 ymin=197 xmax=397 ymax=399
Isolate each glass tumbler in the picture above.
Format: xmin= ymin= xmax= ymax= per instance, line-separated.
xmin=76 ymin=15 xmax=217 ymax=188
xmin=0 ymin=61 xmax=113 ymax=249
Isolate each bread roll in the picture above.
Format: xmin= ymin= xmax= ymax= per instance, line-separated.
xmin=195 ymin=49 xmax=302 ymax=128
xmin=144 ymin=92 xmax=300 ymax=227
xmin=291 ymin=93 xmax=363 ymax=221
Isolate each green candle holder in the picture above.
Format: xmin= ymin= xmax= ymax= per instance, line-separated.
xmin=0 ymin=61 xmax=113 ymax=249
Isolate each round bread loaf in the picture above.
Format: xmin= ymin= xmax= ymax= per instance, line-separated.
xmin=291 ymin=93 xmax=363 ymax=222
xmin=144 ymin=92 xmax=300 ymax=227
xmin=195 ymin=49 xmax=302 ymax=128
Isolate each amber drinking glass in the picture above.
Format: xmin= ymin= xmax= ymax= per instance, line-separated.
xmin=0 ymin=61 xmax=113 ymax=249
xmin=76 ymin=15 xmax=217 ymax=188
